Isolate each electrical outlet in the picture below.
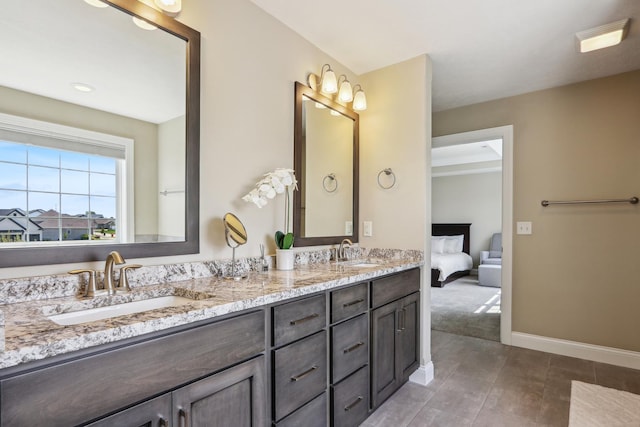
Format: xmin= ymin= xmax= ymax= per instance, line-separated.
xmin=517 ymin=221 xmax=532 ymax=235
xmin=345 ymin=221 xmax=353 ymax=235
xmin=363 ymin=221 xmax=373 ymax=237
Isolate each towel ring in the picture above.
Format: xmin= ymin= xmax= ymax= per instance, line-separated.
xmin=322 ymin=173 xmax=338 ymax=193
xmin=377 ymin=168 xmax=396 ymax=189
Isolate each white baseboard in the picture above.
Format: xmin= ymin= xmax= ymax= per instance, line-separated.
xmin=511 ymin=332 xmax=640 ymax=370
xmin=409 ymin=362 xmax=434 ymax=386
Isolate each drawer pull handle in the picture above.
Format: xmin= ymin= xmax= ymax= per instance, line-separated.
xmin=290 ymin=313 xmax=319 ymax=325
xmin=343 ymin=341 xmax=365 ymax=354
xmin=344 ymin=396 xmax=363 ymax=411
xmin=290 ymin=365 xmax=318 ymax=382
xmin=178 ymin=408 xmax=187 ymax=427
xmin=158 ymin=417 xmax=168 ymax=427
xmin=342 ymin=298 xmax=365 ymax=308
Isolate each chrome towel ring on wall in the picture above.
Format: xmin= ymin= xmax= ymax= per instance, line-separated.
xmin=322 ymin=173 xmax=338 ymax=193
xmin=377 ymin=168 xmax=396 ymax=189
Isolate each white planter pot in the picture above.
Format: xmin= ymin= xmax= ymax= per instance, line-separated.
xmin=276 ymin=249 xmax=295 ymax=270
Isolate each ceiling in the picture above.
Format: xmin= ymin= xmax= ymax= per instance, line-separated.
xmin=250 ymin=0 xmax=640 ymax=112
xmin=0 ymin=0 xmax=185 ymax=124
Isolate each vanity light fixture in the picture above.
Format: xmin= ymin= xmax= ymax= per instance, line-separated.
xmin=84 ymin=0 xmax=108 ymax=8
xmin=576 ymin=18 xmax=630 ymax=53
xmin=352 ymin=84 xmax=367 ymax=111
xmin=337 ymin=75 xmax=353 ymax=102
xmin=132 ymin=16 xmax=158 ymax=30
xmin=319 ymin=64 xmax=338 ymax=94
xmin=154 ymin=0 xmax=182 ymax=16
xmin=308 ymin=64 xmax=368 ymax=111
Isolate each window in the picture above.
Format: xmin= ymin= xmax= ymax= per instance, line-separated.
xmin=0 ymin=113 xmax=133 ymax=245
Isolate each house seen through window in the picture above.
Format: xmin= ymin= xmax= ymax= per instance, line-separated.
xmin=0 ymin=141 xmax=119 ymax=243
xmin=0 ymin=112 xmax=132 ymax=245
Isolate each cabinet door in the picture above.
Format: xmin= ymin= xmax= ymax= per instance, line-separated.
xmin=172 ymin=356 xmax=266 ymax=427
xmin=370 ymin=301 xmax=400 ymax=409
xmin=86 ymin=393 xmax=171 ymax=427
xmin=399 ymin=292 xmax=420 ymax=382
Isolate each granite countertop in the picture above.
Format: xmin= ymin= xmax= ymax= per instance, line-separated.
xmin=0 ymin=257 xmax=423 ymax=370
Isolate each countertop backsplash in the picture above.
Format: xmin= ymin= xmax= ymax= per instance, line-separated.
xmin=0 ymin=247 xmax=421 ymax=305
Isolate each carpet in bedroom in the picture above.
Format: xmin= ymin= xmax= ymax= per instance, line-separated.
xmin=430 ymin=274 xmax=501 ymax=342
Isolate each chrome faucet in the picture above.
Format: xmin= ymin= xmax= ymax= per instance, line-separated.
xmin=338 ymin=238 xmax=353 ymax=261
xmin=104 ymin=251 xmax=125 ymax=295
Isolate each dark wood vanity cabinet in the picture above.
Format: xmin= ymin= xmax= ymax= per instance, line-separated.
xmin=0 ymin=267 xmax=420 ymax=427
xmin=370 ymin=269 xmax=420 ymax=409
xmin=0 ymin=310 xmax=266 ymax=427
xmin=271 ymin=295 xmax=328 ymax=424
xmin=172 ymin=356 xmax=266 ymax=427
xmin=85 ymin=393 xmax=172 ymax=427
xmin=88 ymin=356 xmax=266 ymax=427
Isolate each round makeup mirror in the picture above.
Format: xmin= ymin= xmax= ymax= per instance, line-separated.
xmin=223 ymin=213 xmax=248 ymax=280
xmin=224 ymin=213 xmax=248 ymax=247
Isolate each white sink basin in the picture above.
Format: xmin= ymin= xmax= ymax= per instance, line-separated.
xmin=47 ymin=296 xmax=196 ymax=326
xmin=335 ymin=260 xmax=381 ymax=268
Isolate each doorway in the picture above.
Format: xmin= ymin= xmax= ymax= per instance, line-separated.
xmin=431 ymin=125 xmax=513 ymax=345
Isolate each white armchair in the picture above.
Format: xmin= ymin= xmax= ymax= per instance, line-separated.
xmin=480 ymin=233 xmax=502 ymax=265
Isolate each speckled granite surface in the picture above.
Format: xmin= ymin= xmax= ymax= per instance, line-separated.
xmin=0 ymin=248 xmax=423 ymax=370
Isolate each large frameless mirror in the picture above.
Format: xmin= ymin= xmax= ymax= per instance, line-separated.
xmin=0 ymin=0 xmax=200 ymax=267
xmin=293 ymin=82 xmax=359 ymax=246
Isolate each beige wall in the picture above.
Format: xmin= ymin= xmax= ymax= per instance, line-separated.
xmin=432 ymin=172 xmax=502 ymax=266
xmin=359 ymin=56 xmax=431 ymax=251
xmin=433 ymin=70 xmax=640 ymax=352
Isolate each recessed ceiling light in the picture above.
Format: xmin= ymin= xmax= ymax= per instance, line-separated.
xmin=132 ymin=17 xmax=158 ymax=31
xmin=576 ymin=18 xmax=630 ymax=53
xmin=71 ymin=83 xmax=95 ymax=93
xmin=83 ymin=0 xmax=108 ymax=8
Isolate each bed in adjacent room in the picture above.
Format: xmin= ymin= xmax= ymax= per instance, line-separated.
xmin=431 ymin=223 xmax=473 ymax=287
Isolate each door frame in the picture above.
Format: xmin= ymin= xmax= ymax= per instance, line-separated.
xmin=432 ymin=125 xmax=513 ymax=345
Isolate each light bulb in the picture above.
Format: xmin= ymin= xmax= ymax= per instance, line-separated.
xmin=84 ymin=0 xmax=108 ymax=7
xmin=338 ymin=80 xmax=353 ymax=102
xmin=353 ymin=89 xmax=367 ymax=111
xmin=321 ymin=66 xmax=338 ymax=94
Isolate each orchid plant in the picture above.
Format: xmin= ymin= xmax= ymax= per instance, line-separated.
xmin=242 ymin=168 xmax=298 ymax=249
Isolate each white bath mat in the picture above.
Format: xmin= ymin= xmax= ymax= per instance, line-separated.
xmin=569 ymin=380 xmax=640 ymax=426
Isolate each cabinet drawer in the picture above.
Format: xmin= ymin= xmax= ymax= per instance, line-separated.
xmin=371 ymin=268 xmax=420 ymax=308
xmin=0 ymin=310 xmax=265 ymax=427
xmin=273 ymin=330 xmax=327 ymax=421
xmin=332 ymin=366 xmax=369 ymax=427
xmin=331 ymin=282 xmax=368 ymax=323
xmin=331 ymin=313 xmax=368 ymax=383
xmin=276 ymin=392 xmax=327 ymax=427
xmin=272 ymin=294 xmax=326 ymax=347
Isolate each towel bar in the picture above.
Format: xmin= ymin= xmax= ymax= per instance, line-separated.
xmin=541 ymin=197 xmax=639 ymax=207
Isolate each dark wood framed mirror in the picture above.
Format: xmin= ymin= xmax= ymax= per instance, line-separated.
xmin=0 ymin=0 xmax=200 ymax=267
xmin=293 ymin=81 xmax=359 ymax=246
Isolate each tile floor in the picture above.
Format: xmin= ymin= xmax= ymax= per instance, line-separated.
xmin=362 ymin=330 xmax=640 ymax=426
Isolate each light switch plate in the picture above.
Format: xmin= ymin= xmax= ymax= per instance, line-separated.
xmin=363 ymin=221 xmax=373 ymax=237
xmin=345 ymin=221 xmax=353 ymax=235
xmin=517 ymin=221 xmax=532 ymax=235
